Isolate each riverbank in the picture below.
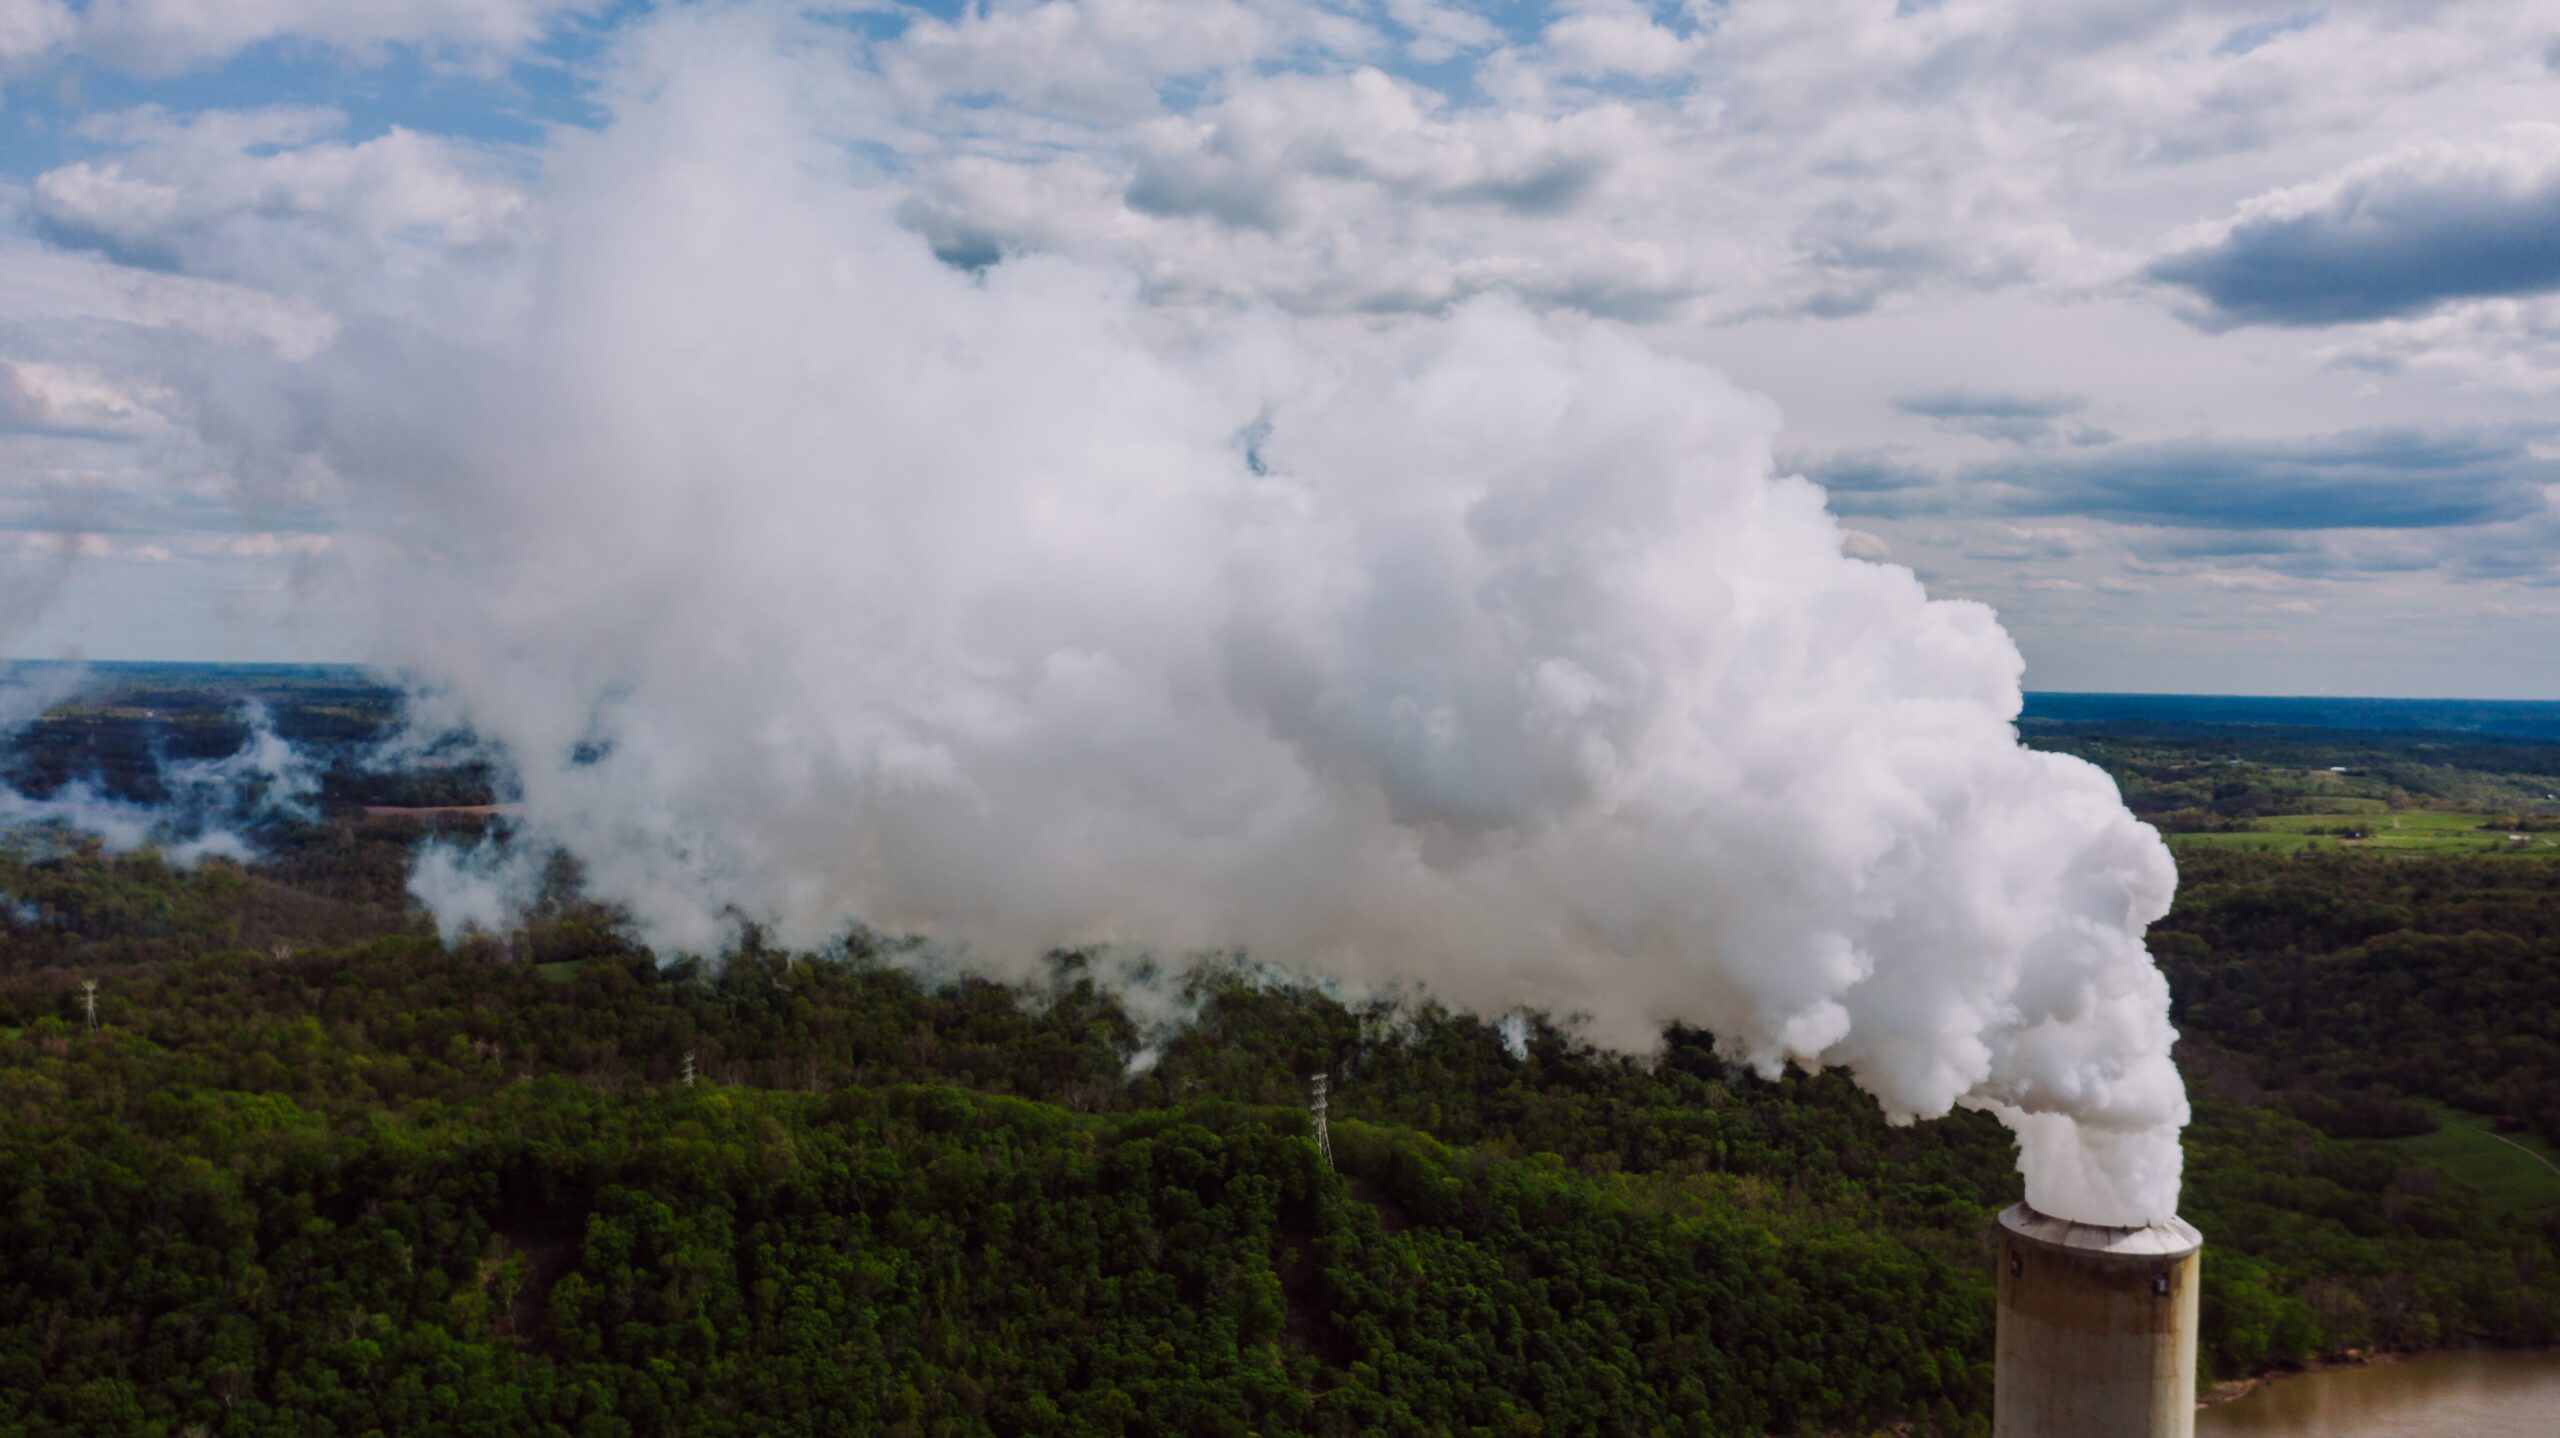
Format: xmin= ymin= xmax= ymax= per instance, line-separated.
xmin=2197 ymin=1346 xmax=2560 ymax=1436
xmin=2200 ymin=1347 xmax=2409 ymax=1407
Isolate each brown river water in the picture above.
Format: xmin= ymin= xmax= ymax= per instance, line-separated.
xmin=2196 ymin=1348 xmax=2560 ymax=1436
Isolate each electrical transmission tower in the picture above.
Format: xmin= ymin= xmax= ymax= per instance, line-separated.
xmin=81 ymin=980 xmax=98 ymax=1032
xmin=681 ymin=1050 xmax=697 ymax=1087
xmin=1310 ymin=1072 xmax=1333 ymax=1170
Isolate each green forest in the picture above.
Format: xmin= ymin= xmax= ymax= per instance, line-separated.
xmin=2 ymin=679 xmax=2557 ymax=1436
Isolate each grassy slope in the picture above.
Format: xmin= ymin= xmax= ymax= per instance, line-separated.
xmin=2388 ymin=1103 xmax=2560 ymax=1218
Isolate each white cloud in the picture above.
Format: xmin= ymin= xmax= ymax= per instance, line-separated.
xmin=4 ymin=0 xmax=2560 ymax=694
xmin=71 ymin=0 xmax=603 ymax=76
xmin=883 ymin=0 xmax=1315 ymax=122
xmin=862 ymin=1 xmax=2560 ymax=329
xmin=2320 ymin=296 xmax=2560 ymax=394
xmin=1126 ymin=67 xmax=1623 ymax=226
xmin=0 ymin=357 xmax=171 ymax=437
xmin=1383 ymin=0 xmax=1498 ymax=64
xmin=0 ymin=0 xmax=73 ymax=66
xmin=1839 ymin=527 xmax=1891 ymax=560
xmin=1539 ymin=1 xmax=1698 ymax=79
xmin=30 ymin=108 xmax=527 ymax=296
xmin=0 ymin=236 xmax=336 ymax=355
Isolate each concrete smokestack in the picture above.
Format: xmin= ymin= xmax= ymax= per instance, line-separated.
xmin=1993 ymin=1202 xmax=2202 ymax=1438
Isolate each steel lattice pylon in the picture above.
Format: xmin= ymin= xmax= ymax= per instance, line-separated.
xmin=1310 ymin=1072 xmax=1333 ymax=1169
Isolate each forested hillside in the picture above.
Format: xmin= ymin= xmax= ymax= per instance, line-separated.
xmin=2 ymin=855 xmax=2556 ymax=1436
xmin=2158 ymin=849 xmax=2560 ymax=1143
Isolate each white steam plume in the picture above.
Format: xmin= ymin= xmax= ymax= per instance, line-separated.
xmin=239 ymin=11 xmax=2184 ymax=1223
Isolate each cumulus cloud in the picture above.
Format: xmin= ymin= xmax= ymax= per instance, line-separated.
xmin=2150 ymin=125 xmax=2560 ymax=327
xmin=1124 ymin=67 xmax=1618 ymax=233
xmin=1539 ymin=1 xmax=1699 ymax=79
xmin=0 ymin=234 xmax=337 ymax=358
xmin=912 ymin=60 xmax=1691 ymax=317
xmin=0 ymin=273 xmax=344 ymax=585
xmin=884 ymin=0 xmax=1322 ymax=122
xmin=871 ymin=0 xmax=2268 ymax=322
xmin=1383 ymin=0 xmax=1498 ymax=64
xmin=50 ymin=0 xmax=602 ymax=76
xmin=2318 ymin=294 xmax=2560 ymax=393
xmin=30 ymin=107 xmax=525 ymax=297
xmin=0 ymin=0 xmax=74 ymax=67
xmin=1838 ymin=527 xmax=1891 ymax=561
xmin=1969 ymin=428 xmax=2556 ymax=530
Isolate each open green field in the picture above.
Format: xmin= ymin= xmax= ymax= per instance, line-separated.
xmin=2168 ymin=830 xmax=2330 ymax=854
xmin=2171 ymin=809 xmax=2560 ymax=857
xmin=2389 ymin=1102 xmax=2560 ymax=1216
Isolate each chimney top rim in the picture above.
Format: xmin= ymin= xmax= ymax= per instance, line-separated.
xmin=1999 ymin=1201 xmax=2202 ymax=1258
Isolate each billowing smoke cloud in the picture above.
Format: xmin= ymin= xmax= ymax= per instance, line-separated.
xmin=0 ymin=662 xmax=89 ymax=737
xmin=408 ymin=835 xmax=542 ymax=944
xmin=228 ymin=10 xmax=2182 ymax=1223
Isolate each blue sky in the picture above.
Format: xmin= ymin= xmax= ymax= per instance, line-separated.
xmin=3 ymin=1 xmax=2559 ymax=696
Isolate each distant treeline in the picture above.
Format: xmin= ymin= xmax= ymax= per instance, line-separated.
xmin=2019 ymin=691 xmax=2560 ymax=743
xmin=2025 ymin=726 xmax=2560 ymax=824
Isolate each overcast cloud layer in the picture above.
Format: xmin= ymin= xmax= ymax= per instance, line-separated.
xmin=2 ymin=0 xmax=2558 ymax=691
